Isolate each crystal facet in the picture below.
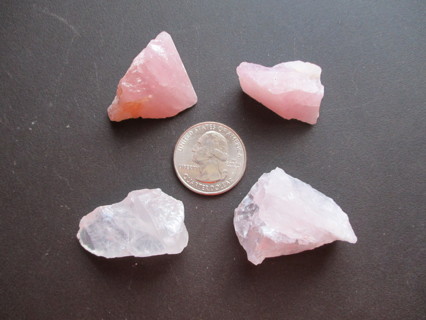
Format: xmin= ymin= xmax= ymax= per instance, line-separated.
xmin=107 ymin=31 xmax=197 ymax=121
xmin=77 ymin=189 xmax=188 ymax=258
xmin=236 ymin=61 xmax=324 ymax=124
xmin=234 ymin=168 xmax=357 ymax=265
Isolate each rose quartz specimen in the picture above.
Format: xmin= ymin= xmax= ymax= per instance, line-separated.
xmin=107 ymin=31 xmax=197 ymax=121
xmin=234 ymin=168 xmax=357 ymax=265
xmin=77 ymin=189 xmax=188 ymax=258
xmin=236 ymin=61 xmax=324 ymax=124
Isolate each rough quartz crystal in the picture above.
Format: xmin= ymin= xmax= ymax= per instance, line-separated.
xmin=107 ymin=31 xmax=197 ymax=121
xmin=77 ymin=189 xmax=188 ymax=258
xmin=236 ymin=61 xmax=324 ymax=124
xmin=234 ymin=168 xmax=357 ymax=265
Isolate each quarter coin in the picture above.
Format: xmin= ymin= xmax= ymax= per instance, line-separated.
xmin=173 ymin=121 xmax=247 ymax=195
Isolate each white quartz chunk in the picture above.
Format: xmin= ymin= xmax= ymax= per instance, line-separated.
xmin=77 ymin=189 xmax=188 ymax=258
xmin=234 ymin=168 xmax=357 ymax=265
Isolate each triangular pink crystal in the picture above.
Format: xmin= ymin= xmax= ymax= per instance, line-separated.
xmin=108 ymin=31 xmax=197 ymax=121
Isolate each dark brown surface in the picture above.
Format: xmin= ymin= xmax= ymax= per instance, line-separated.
xmin=1 ymin=1 xmax=425 ymax=319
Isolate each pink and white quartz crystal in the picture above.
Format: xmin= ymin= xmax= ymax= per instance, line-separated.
xmin=107 ymin=31 xmax=197 ymax=121
xmin=234 ymin=168 xmax=357 ymax=265
xmin=236 ymin=61 xmax=324 ymax=124
xmin=77 ymin=189 xmax=188 ymax=258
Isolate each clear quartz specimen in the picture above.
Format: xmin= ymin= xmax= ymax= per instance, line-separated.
xmin=234 ymin=168 xmax=357 ymax=265
xmin=77 ymin=189 xmax=188 ymax=258
xmin=236 ymin=61 xmax=324 ymax=124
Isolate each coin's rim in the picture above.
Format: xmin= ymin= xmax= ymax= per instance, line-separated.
xmin=173 ymin=121 xmax=247 ymax=196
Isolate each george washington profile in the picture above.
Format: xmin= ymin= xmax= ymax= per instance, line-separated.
xmin=192 ymin=131 xmax=229 ymax=183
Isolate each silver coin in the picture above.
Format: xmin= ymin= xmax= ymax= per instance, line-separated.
xmin=173 ymin=121 xmax=247 ymax=195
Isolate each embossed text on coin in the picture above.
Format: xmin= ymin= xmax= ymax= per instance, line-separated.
xmin=173 ymin=122 xmax=247 ymax=195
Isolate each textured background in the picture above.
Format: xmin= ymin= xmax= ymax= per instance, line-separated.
xmin=1 ymin=1 xmax=425 ymax=319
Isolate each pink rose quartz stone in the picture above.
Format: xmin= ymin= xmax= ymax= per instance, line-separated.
xmin=236 ymin=61 xmax=324 ymax=124
xmin=234 ymin=168 xmax=357 ymax=265
xmin=107 ymin=31 xmax=197 ymax=121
